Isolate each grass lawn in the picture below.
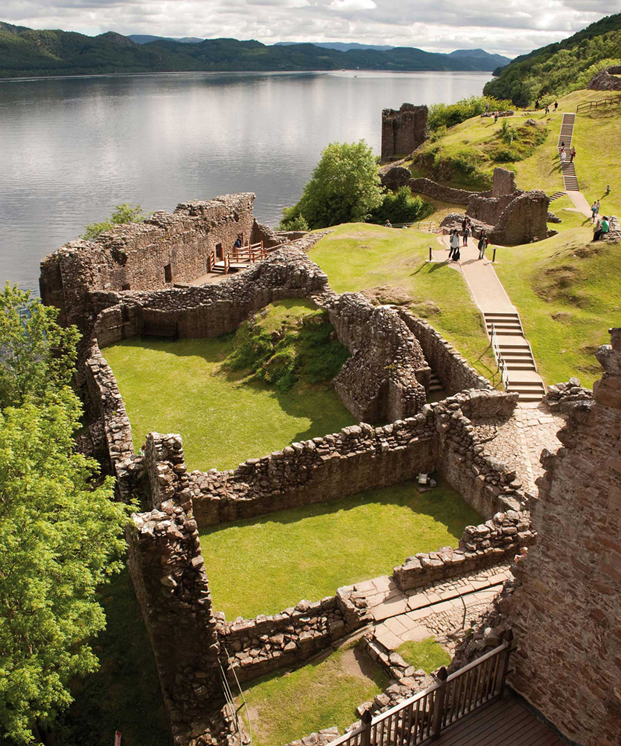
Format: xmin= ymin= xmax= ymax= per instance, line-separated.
xmin=199 ymin=481 xmax=481 ymax=619
xmin=238 ymin=642 xmax=388 ymax=746
xmin=396 ymin=638 xmax=451 ymax=674
xmin=104 ymin=326 xmax=356 ymax=472
xmin=495 ymin=227 xmax=621 ymax=386
xmin=309 ymin=223 xmax=497 ymax=381
xmin=54 ymin=570 xmax=171 ymax=746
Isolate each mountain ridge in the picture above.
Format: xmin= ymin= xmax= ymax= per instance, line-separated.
xmin=0 ymin=23 xmax=510 ymax=78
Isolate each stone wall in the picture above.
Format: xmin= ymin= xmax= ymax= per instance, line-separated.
xmin=489 ymin=190 xmax=549 ymax=245
xmin=216 ymin=589 xmax=370 ymax=683
xmin=40 ymin=193 xmax=272 ymax=330
xmin=502 ymin=328 xmax=621 ymax=746
xmin=397 ymin=312 xmax=492 ymax=395
xmin=381 ymin=104 xmax=428 ymax=162
xmin=409 ymin=177 xmax=478 ymax=206
xmin=127 ymin=504 xmax=223 ymax=745
xmin=327 ymin=293 xmax=428 ymax=423
xmin=393 ymin=509 xmax=534 ymax=592
xmin=135 ymin=390 xmax=525 ymax=530
xmin=587 ymin=65 xmax=621 ymax=92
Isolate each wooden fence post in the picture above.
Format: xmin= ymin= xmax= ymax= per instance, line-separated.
xmin=360 ymin=708 xmax=373 ymax=746
xmin=498 ymin=629 xmax=514 ymax=697
xmin=431 ymin=666 xmax=448 ymax=740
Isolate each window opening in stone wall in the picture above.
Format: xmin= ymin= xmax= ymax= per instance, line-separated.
xmin=164 ymin=264 xmax=172 ymax=283
xmin=122 ymin=283 xmax=131 ymax=291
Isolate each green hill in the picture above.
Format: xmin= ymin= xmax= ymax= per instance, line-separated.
xmin=484 ymin=12 xmax=621 ymax=105
xmin=0 ymin=22 xmax=508 ymax=78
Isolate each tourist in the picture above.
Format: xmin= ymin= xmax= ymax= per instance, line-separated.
xmin=570 ymin=146 xmax=576 ymax=162
xmin=234 ymin=235 xmax=242 ymax=250
xmin=554 ymin=101 xmax=559 ymax=111
xmin=606 ymin=184 xmax=611 ymax=196
xmin=448 ymin=229 xmax=460 ymax=259
xmin=385 ymin=219 xmax=392 ymax=228
xmin=478 ymin=231 xmax=489 ymax=260
xmin=591 ymin=200 xmax=600 ymax=222
xmin=545 ymin=105 xmax=550 ymax=115
xmin=535 ymin=99 xmax=540 ymax=110
xmin=462 ymin=218 xmax=471 ymax=247
xmin=593 ymin=216 xmax=610 ymax=242
xmin=560 ymin=149 xmax=567 ymax=164
xmin=494 ymin=112 xmax=498 ymax=124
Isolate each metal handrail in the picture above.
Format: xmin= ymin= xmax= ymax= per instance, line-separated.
xmin=490 ymin=323 xmax=510 ymax=390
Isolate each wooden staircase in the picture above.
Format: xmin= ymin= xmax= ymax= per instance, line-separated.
xmin=558 ymin=114 xmax=579 ymax=191
xmin=484 ymin=312 xmax=546 ymax=403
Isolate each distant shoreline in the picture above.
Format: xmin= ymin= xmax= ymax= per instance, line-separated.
xmin=0 ymin=69 xmax=493 ymax=84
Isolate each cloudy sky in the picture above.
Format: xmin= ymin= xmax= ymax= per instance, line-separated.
xmin=2 ymin=0 xmax=619 ymax=57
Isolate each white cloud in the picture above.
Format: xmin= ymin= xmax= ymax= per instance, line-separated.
xmin=328 ymin=0 xmax=377 ymax=11
xmin=1 ymin=0 xmax=618 ymax=57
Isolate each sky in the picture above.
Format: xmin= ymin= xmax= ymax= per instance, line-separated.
xmin=2 ymin=0 xmax=619 ymax=57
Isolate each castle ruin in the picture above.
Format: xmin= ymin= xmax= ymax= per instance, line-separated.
xmin=381 ymin=103 xmax=428 ymax=163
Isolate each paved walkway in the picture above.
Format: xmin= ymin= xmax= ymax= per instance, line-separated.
xmin=566 ymin=189 xmax=592 ymax=218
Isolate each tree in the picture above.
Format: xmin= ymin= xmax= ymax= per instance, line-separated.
xmin=281 ymin=141 xmax=383 ymax=229
xmin=82 ymin=203 xmax=146 ymax=240
xmin=0 ymin=284 xmax=79 ymax=410
xmin=0 ymin=288 xmax=132 ymax=742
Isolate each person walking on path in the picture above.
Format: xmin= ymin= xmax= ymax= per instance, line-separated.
xmin=462 ymin=218 xmax=471 ymax=247
xmin=560 ymin=149 xmax=567 ymax=164
xmin=448 ymin=228 xmax=460 ymax=259
xmin=591 ymin=200 xmax=600 ymax=222
xmin=606 ymin=184 xmax=611 ymax=196
xmin=545 ymin=105 xmax=550 ymax=115
xmin=554 ymin=101 xmax=559 ymax=111
xmin=570 ymin=146 xmax=576 ymax=162
xmin=478 ymin=231 xmax=489 ymax=260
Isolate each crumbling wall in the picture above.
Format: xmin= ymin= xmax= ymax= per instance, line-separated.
xmin=393 ymin=509 xmax=534 ymax=592
xmin=40 ymin=193 xmax=268 ymax=330
xmin=587 ymin=65 xmax=621 ymax=91
xmin=381 ymin=104 xmax=428 ymax=162
xmin=503 ymin=328 xmax=621 ymax=746
xmin=327 ymin=293 xmax=428 ymax=423
xmin=397 ymin=312 xmax=491 ymax=395
xmin=127 ymin=505 xmax=223 ymax=745
xmin=217 ymin=589 xmax=369 ymax=683
xmin=489 ymin=190 xmax=549 ymax=245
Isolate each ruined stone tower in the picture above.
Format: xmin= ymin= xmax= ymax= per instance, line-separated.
xmin=381 ymin=104 xmax=428 ymax=163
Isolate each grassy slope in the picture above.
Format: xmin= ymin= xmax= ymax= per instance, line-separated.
xmin=200 ymin=481 xmax=480 ymax=619
xmin=239 ymin=643 xmax=388 ymax=746
xmin=309 ymin=224 xmax=497 ymax=381
xmin=495 ymin=228 xmax=621 ymax=386
xmin=104 ymin=333 xmax=355 ymax=473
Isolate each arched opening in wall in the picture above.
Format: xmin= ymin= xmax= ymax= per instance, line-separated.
xmin=164 ymin=264 xmax=172 ymax=283
xmin=216 ymin=243 xmax=223 ymax=260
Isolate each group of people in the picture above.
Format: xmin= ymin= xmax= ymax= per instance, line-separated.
xmin=447 ymin=220 xmax=490 ymax=261
xmin=559 ymin=142 xmax=576 ymax=163
xmin=593 ymin=214 xmax=611 ymax=242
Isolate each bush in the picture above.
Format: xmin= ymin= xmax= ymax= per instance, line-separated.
xmin=280 ymin=141 xmax=383 ymax=230
xmin=279 ymin=206 xmax=309 ymax=231
xmin=428 ymin=96 xmax=513 ymax=132
xmin=369 ymin=187 xmax=434 ymax=225
xmin=82 ymin=203 xmax=147 ymax=240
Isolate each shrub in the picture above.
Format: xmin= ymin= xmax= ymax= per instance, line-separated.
xmin=82 ymin=203 xmax=147 ymax=240
xmin=369 ymin=187 xmax=434 ymax=225
xmin=428 ymin=96 xmax=513 ymax=132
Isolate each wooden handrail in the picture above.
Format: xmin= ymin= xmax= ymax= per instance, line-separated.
xmin=327 ymin=637 xmax=512 ymax=746
xmin=577 ymin=96 xmax=621 ymax=114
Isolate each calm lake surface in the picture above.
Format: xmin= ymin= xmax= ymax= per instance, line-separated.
xmin=0 ymin=70 xmax=490 ymax=290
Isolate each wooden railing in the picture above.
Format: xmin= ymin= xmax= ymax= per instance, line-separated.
xmin=328 ymin=633 xmax=513 ymax=746
xmin=576 ymin=96 xmax=621 ymax=114
xmin=207 ymin=248 xmax=217 ymax=272
xmin=231 ymin=240 xmax=266 ymax=264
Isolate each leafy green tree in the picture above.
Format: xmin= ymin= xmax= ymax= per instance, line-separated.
xmin=82 ymin=203 xmax=146 ymax=240
xmin=0 ymin=392 xmax=130 ymax=743
xmin=0 ymin=287 xmax=132 ymax=742
xmin=282 ymin=141 xmax=383 ymax=229
xmin=0 ymin=284 xmax=79 ymax=410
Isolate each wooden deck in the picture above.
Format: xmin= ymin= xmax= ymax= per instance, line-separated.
xmin=435 ymin=694 xmax=565 ymax=746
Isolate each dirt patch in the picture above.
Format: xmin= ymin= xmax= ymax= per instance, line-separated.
xmin=340 ymin=646 xmax=382 ymax=685
xmin=551 ymin=311 xmax=573 ymax=323
xmin=362 ymin=284 xmax=412 ymax=306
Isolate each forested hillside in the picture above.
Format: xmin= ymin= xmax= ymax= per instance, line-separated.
xmin=0 ymin=22 xmax=507 ymax=78
xmin=484 ymin=12 xmax=621 ymax=105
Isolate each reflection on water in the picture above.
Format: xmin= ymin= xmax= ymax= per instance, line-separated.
xmin=0 ymin=70 xmax=490 ymax=289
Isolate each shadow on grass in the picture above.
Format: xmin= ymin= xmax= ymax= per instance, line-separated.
xmin=201 ymin=479 xmax=475 ymax=545
xmin=51 ymin=569 xmax=172 ymax=746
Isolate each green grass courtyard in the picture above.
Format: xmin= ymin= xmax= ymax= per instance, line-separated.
xmin=199 ymin=480 xmax=480 ymax=619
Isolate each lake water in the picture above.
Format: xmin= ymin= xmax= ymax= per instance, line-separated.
xmin=0 ymin=70 xmax=490 ymax=290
